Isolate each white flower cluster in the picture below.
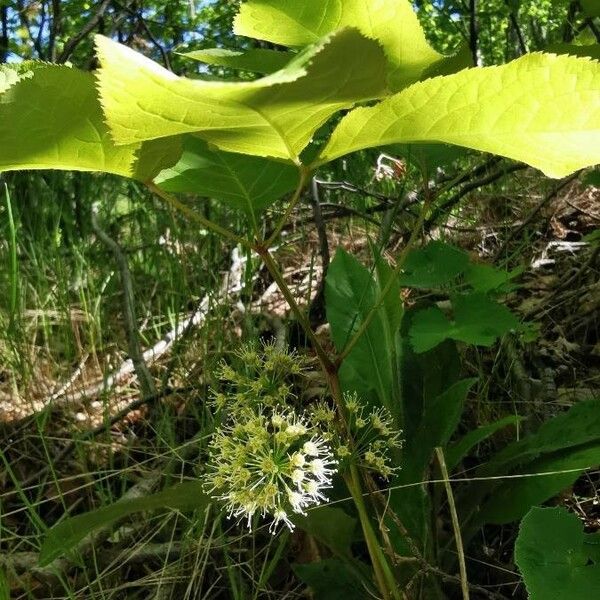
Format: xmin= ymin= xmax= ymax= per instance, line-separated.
xmin=310 ymin=394 xmax=403 ymax=479
xmin=205 ymin=407 xmax=337 ymax=534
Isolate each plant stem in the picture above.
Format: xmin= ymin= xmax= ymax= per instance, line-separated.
xmin=336 ymin=192 xmax=431 ymax=366
xmin=435 ymin=448 xmax=470 ymax=600
xmin=255 ymin=245 xmax=335 ymax=375
xmin=147 ymin=183 xmax=250 ymax=249
xmin=345 ymin=464 xmax=403 ymax=600
xmin=265 ymin=166 xmax=311 ymax=247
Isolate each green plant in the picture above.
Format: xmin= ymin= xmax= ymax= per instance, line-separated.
xmin=2 ymin=1 xmax=599 ymax=598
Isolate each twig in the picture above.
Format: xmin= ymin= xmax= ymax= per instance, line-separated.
xmin=91 ymin=205 xmax=156 ymax=399
xmin=565 ymin=198 xmax=600 ymax=222
xmin=308 ymin=177 xmax=331 ymax=327
xmin=493 ymin=173 xmax=579 ymax=260
xmin=425 ymin=163 xmax=526 ymax=231
xmin=57 ymin=0 xmax=112 ymax=63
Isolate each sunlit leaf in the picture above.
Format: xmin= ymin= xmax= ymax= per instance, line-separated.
xmin=96 ymin=29 xmax=387 ymax=162
xmin=319 ymin=53 xmax=600 ymax=178
xmin=181 ymin=47 xmax=293 ymax=74
xmin=0 ymin=65 xmax=179 ymax=180
xmin=234 ymin=0 xmax=444 ymax=90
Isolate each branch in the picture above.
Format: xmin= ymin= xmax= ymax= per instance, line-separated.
xmin=493 ymin=173 xmax=579 ymax=260
xmin=57 ymin=0 xmax=112 ymax=63
xmin=424 ymin=163 xmax=527 ymax=231
xmin=91 ymin=205 xmax=157 ymax=400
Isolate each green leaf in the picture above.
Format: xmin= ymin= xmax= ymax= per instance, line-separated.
xmin=234 ymin=0 xmax=444 ymax=90
xmin=325 ymin=248 xmax=393 ymax=410
xmin=392 ymin=143 xmax=471 ymax=173
xmin=465 ymin=263 xmax=522 ymax=294
xmin=96 ymin=29 xmax=387 ymax=162
xmin=155 ymin=137 xmax=300 ymax=214
xmin=293 ymin=559 xmax=369 ymax=600
xmin=445 ymin=415 xmax=523 ymax=471
xmin=545 ymin=43 xmax=600 ymax=60
xmin=478 ymin=443 xmax=600 ymax=524
xmin=399 ymin=241 xmax=470 ymax=289
xmin=583 ymin=169 xmax=600 ymax=187
xmin=0 ymin=569 xmax=8 ymax=600
xmin=296 ymin=506 xmax=357 ymax=557
xmin=180 ymin=47 xmax=293 ymax=74
xmin=410 ymin=293 xmax=520 ymax=353
xmin=39 ymin=481 xmax=209 ymax=566
xmin=485 ymin=398 xmax=600 ymax=473
xmin=318 ymin=53 xmax=600 ymax=178
xmin=515 ymin=507 xmax=600 ymax=600
xmin=0 ymin=64 xmax=179 ymax=180
xmin=581 ymin=0 xmax=600 ymax=18
xmin=406 ymin=379 xmax=477 ymax=479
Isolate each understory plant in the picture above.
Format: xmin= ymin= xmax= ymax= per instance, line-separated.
xmin=2 ymin=0 xmax=600 ymax=598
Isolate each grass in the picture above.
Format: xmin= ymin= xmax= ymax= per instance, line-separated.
xmin=1 ymin=161 xmax=598 ymax=599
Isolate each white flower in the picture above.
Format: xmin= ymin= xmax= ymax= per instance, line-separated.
xmin=308 ymin=458 xmax=335 ymax=483
xmin=303 ymin=441 xmax=319 ymax=456
xmin=292 ymin=469 xmax=305 ymax=487
xmin=270 ymin=509 xmax=294 ymax=533
xmin=205 ymin=406 xmax=337 ymax=534
xmin=291 ymin=452 xmax=306 ymax=467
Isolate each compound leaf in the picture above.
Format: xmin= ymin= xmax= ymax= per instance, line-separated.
xmin=96 ymin=29 xmax=387 ymax=162
xmin=234 ymin=0 xmax=444 ymax=90
xmin=155 ymin=137 xmax=300 ymax=214
xmin=319 ymin=52 xmax=600 ymax=178
xmin=399 ymin=241 xmax=470 ymax=289
xmin=515 ymin=507 xmax=600 ymax=600
xmin=410 ymin=293 xmax=520 ymax=353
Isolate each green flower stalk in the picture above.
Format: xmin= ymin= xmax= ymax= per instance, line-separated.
xmin=205 ymin=406 xmax=337 ymax=533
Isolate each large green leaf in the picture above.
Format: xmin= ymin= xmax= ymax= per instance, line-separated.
xmin=155 ymin=137 xmax=300 ymax=214
xmin=478 ymin=443 xmax=600 ymax=524
xmin=484 ymin=397 xmax=600 ymax=473
xmin=96 ymin=29 xmax=387 ymax=162
xmin=515 ymin=507 xmax=600 ymax=600
xmin=445 ymin=415 xmax=522 ymax=471
xmin=546 ymin=43 xmax=600 ymax=60
xmin=581 ymin=0 xmax=600 ymax=17
xmin=0 ymin=65 xmax=179 ymax=180
xmin=458 ymin=398 xmax=600 ymax=536
xmin=234 ymin=0 xmax=443 ymax=90
xmin=318 ymin=53 xmax=600 ymax=178
xmin=181 ymin=47 xmax=293 ymax=74
xmin=293 ymin=559 xmax=370 ymax=600
xmin=39 ymin=481 xmax=209 ymax=566
xmin=399 ymin=241 xmax=470 ymax=289
xmin=296 ymin=506 xmax=357 ymax=558
xmin=325 ymin=248 xmax=393 ymax=411
xmin=409 ymin=293 xmax=521 ymax=353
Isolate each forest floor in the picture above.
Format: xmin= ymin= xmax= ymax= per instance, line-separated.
xmin=0 ymin=172 xmax=598 ymax=599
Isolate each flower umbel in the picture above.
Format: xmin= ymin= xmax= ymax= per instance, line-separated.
xmin=205 ymin=406 xmax=337 ymax=533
